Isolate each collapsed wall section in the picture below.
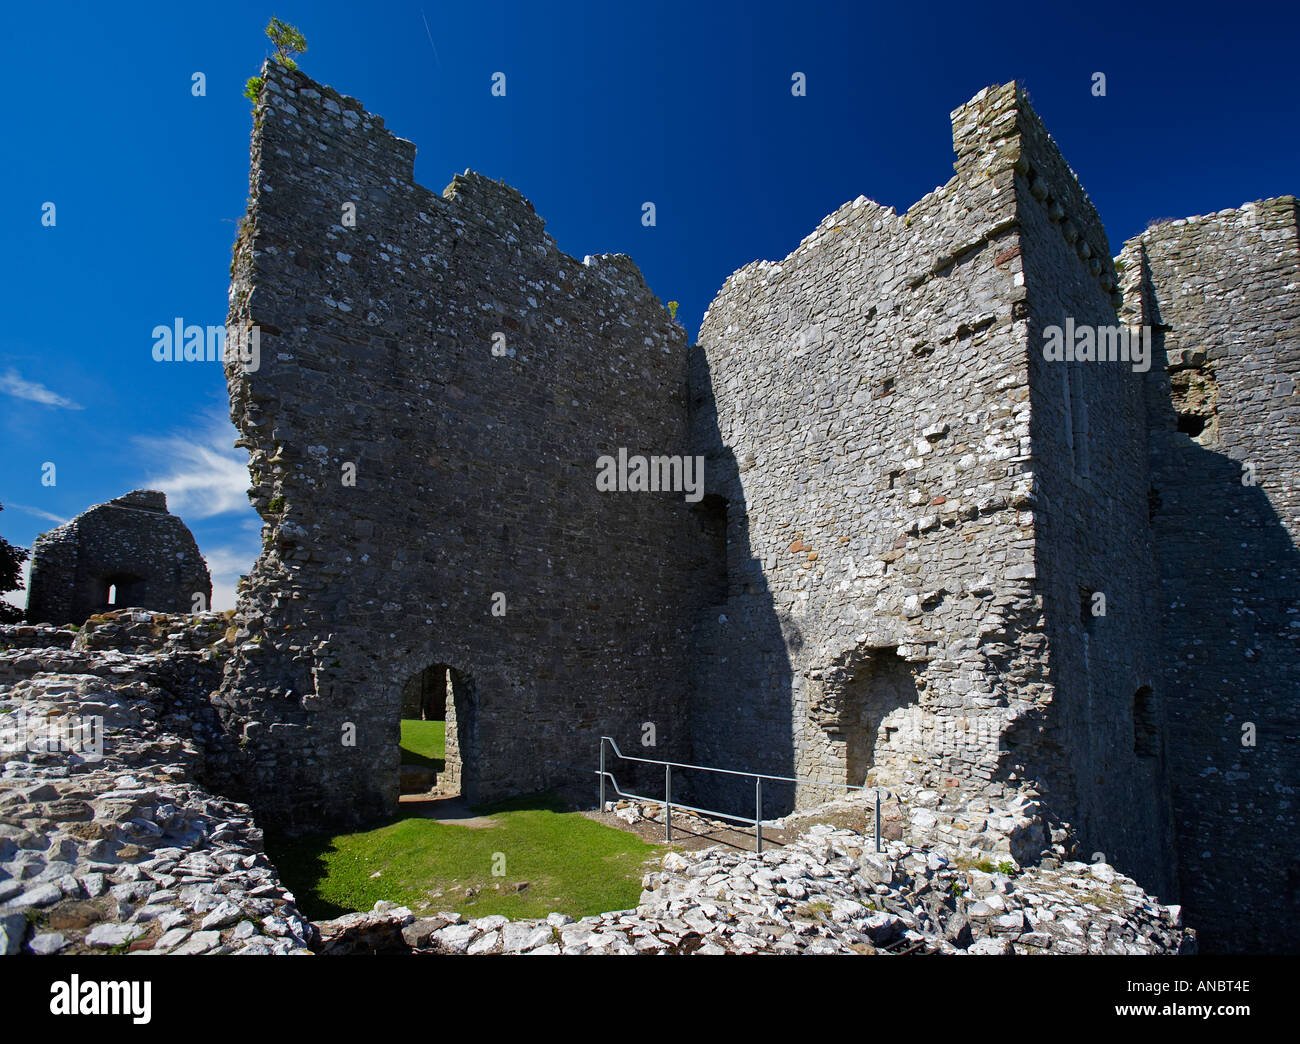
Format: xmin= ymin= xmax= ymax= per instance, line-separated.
xmin=1119 ymin=198 xmax=1300 ymax=953
xmin=217 ymin=62 xmax=701 ymax=828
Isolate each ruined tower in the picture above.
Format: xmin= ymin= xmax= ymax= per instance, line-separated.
xmin=1119 ymin=198 xmax=1300 ymax=954
xmin=690 ymin=83 xmax=1176 ymax=897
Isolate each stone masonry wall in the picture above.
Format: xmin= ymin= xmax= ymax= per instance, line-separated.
xmin=1014 ymin=100 xmax=1177 ymax=900
xmin=692 ymin=85 xmax=1056 ymax=864
xmin=215 ymin=62 xmax=703 ymax=829
xmin=1118 ymin=198 xmax=1300 ymax=953
xmin=690 ymin=83 xmax=1177 ymax=896
xmin=25 ymin=490 xmax=212 ymax=627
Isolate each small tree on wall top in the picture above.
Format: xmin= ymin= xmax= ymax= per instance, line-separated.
xmin=265 ymin=17 xmax=307 ymax=69
xmin=244 ymin=17 xmax=309 ymax=105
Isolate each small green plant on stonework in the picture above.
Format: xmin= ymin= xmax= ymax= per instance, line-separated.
xmin=996 ymin=860 xmax=1018 ymax=876
xmin=268 ymin=495 xmax=285 ymax=514
xmin=949 ymin=880 xmax=966 ymax=897
xmin=244 ymin=17 xmax=308 ymax=108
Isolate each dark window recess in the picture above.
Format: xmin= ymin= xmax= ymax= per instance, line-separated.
xmin=1079 ymin=587 xmax=1096 ymax=630
xmin=692 ymin=494 xmax=728 ymax=605
xmin=1177 ymin=413 xmax=1206 ymax=437
xmin=1148 ymin=487 xmax=1162 ymax=522
xmin=1134 ymin=686 xmax=1159 ymax=758
xmin=101 ymin=573 xmax=143 ymax=609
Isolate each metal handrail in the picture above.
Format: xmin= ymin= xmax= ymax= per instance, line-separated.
xmin=598 ymin=735 xmax=899 ymax=854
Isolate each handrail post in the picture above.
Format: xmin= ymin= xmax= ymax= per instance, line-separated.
xmin=875 ymin=787 xmax=882 ymax=853
xmin=755 ymin=776 xmax=763 ymax=853
xmin=665 ymin=763 xmax=672 ymax=843
xmin=599 ymin=738 xmax=606 ymax=812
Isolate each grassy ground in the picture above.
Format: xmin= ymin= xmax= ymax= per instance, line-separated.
xmin=266 ymin=794 xmax=661 ymax=921
xmin=399 ymin=718 xmax=445 ymax=771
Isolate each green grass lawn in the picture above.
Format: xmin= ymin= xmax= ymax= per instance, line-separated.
xmin=399 ymin=718 xmax=445 ymax=771
xmin=266 ymin=793 xmax=661 ymax=922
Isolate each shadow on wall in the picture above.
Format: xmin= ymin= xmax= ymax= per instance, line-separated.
xmin=1142 ymin=292 xmax=1300 ymax=956
xmin=683 ymin=344 xmax=797 ymax=821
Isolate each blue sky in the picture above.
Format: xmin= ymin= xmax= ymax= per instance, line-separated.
xmin=2 ymin=0 xmax=1297 ymax=611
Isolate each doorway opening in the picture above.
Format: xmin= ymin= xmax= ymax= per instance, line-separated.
xmin=398 ymin=664 xmax=471 ymax=798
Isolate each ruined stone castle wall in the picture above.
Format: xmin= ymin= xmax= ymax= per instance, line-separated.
xmin=205 ymin=64 xmax=1295 ymax=950
xmin=691 ymin=85 xmax=1177 ymax=893
xmin=692 ymin=86 xmax=1056 ymax=860
xmin=1119 ymin=198 xmax=1300 ymax=952
xmin=25 ymin=490 xmax=211 ymax=627
xmin=216 ymin=62 xmax=702 ymax=828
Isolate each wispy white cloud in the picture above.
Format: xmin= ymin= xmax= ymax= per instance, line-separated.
xmin=203 ymin=543 xmax=260 ymax=612
xmin=0 ymin=369 xmax=83 ymax=410
xmin=136 ymin=415 xmax=252 ymax=520
xmin=4 ymin=503 xmax=69 ymax=526
xmin=132 ymin=410 xmax=260 ymax=611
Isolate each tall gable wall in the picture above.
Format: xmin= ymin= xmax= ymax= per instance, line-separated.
xmin=216 ymin=62 xmax=703 ymax=827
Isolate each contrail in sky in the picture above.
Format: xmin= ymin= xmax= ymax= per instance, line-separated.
xmin=420 ymin=9 xmax=443 ymax=68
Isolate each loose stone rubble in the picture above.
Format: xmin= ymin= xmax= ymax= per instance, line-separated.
xmin=315 ymin=821 xmax=1193 ymax=956
xmin=0 ymin=615 xmax=313 ymax=955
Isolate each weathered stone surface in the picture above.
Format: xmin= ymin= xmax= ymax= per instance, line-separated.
xmin=0 ymin=637 xmax=313 ymax=956
xmin=314 ymin=905 xmax=415 ymax=955
xmin=214 ymin=58 xmax=700 ymax=830
xmin=0 ymin=912 xmax=28 ymax=955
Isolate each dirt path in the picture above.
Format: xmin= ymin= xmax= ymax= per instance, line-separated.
xmin=397 ymin=794 xmax=502 ymax=828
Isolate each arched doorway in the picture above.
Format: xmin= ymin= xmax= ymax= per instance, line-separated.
xmin=398 ymin=663 xmax=473 ymax=799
